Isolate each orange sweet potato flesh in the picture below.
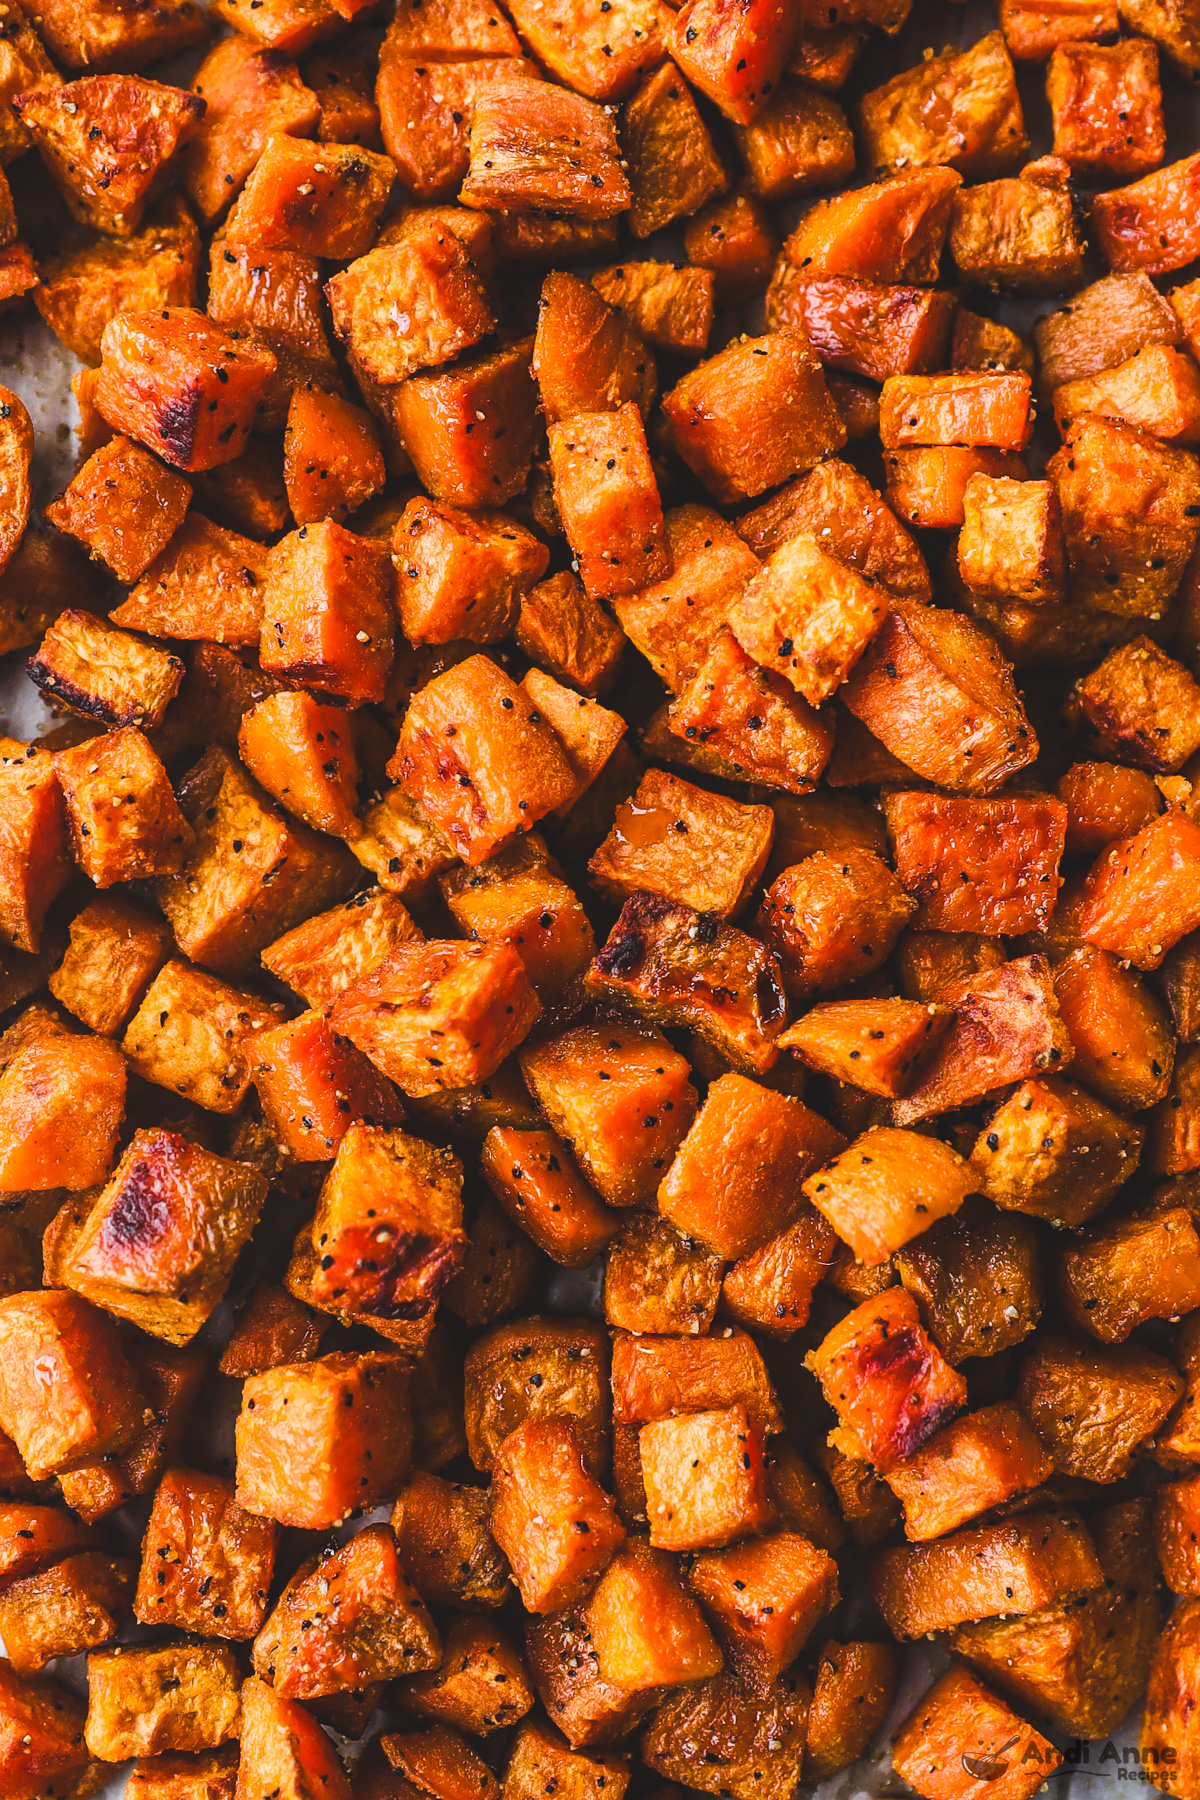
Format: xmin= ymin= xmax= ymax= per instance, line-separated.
xmin=0 ymin=384 xmax=32 ymax=579
xmin=808 ymin=1288 xmax=968 ymax=1470
xmin=892 ymin=1667 xmax=1062 ymax=1800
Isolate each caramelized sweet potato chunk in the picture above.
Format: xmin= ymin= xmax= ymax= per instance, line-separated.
xmin=892 ymin=1667 xmax=1061 ymax=1800
xmin=808 ymin=1288 xmax=968 ymax=1473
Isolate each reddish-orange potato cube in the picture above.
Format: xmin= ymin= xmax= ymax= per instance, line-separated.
xmin=223 ymin=132 xmax=394 ymax=258
xmin=0 ymin=1010 xmax=126 ymax=1190
xmin=639 ymin=1404 xmax=771 ymax=1551
xmin=1080 ymin=811 xmax=1200 ymax=969
xmin=884 ymin=1401 xmax=1053 ymax=1541
xmin=250 ymin=1013 xmax=404 ymax=1161
xmin=283 ymin=384 xmax=384 ymax=525
xmin=95 ymin=307 xmax=276 ymax=471
xmin=585 ymin=1537 xmax=723 ymax=1691
xmin=134 ymin=1465 xmax=278 ymax=1639
xmin=260 ymin=522 xmax=394 ymax=703
xmin=391 ymin=339 xmax=539 ymax=510
xmin=0 ymin=1663 xmax=93 ymax=1800
xmin=808 ymin=1288 xmax=968 ymax=1472
xmin=0 ymin=1291 xmax=147 ymax=1481
xmin=879 ymin=370 xmax=1034 ymax=449
xmin=460 ymin=71 xmax=630 ymax=219
xmin=327 ymin=220 xmax=494 ymax=389
xmin=1093 ymin=151 xmax=1200 ymax=276
xmin=54 ymin=728 xmax=192 ymax=887
xmin=884 ymin=791 xmax=1066 ymax=936
xmin=392 ymin=497 xmax=548 ymax=646
xmin=491 ymin=1419 xmax=625 ymax=1612
xmin=756 ymin=848 xmax=915 ymax=1000
xmin=805 ymin=1127 xmax=975 ymax=1266
xmin=892 ymin=1667 xmax=1061 ymax=1800
xmin=1048 ymin=39 xmax=1165 ymax=180
xmin=689 ymin=1531 xmax=839 ymax=1684
xmin=857 ymin=31 xmax=1028 ymax=181
xmin=44 ymin=435 xmax=191 ymax=582
xmin=238 ymin=1679 xmax=349 ymax=1800
xmin=482 ymin=1127 xmax=617 ymax=1269
xmin=548 ymin=403 xmax=669 ymax=603
xmin=666 ymin=0 xmax=793 ymax=124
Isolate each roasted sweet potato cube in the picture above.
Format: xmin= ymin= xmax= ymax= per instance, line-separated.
xmin=611 ymin=1327 xmax=781 ymax=1439
xmin=665 ymin=0 xmax=792 ymax=125
xmin=1053 ymin=942 xmax=1173 ymax=1110
xmin=880 ymin=371 xmax=1033 ymax=450
xmin=282 ymin=385 xmax=383 ymax=525
xmin=182 ymin=36 xmax=319 ymax=223
xmin=641 ymin=1669 xmax=809 ymax=1800
xmin=895 ymin=1197 xmax=1042 ymax=1365
xmin=1148 ymin=1046 xmax=1200 ymax=1174
xmin=45 ymin=436 xmax=190 ymax=582
xmin=491 ymin=1419 xmax=624 ymax=1612
xmin=998 ymin=0 xmax=1117 ymax=58
xmin=683 ymin=191 xmax=777 ymax=304
xmin=86 ymin=1642 xmax=240 ymax=1761
xmin=1036 ymin=270 xmax=1182 ymax=392
xmin=589 ymin=769 xmax=772 ymax=921
xmin=206 ymin=239 xmax=337 ymax=403
xmin=663 ymin=332 xmax=845 ymax=505
xmin=523 ymin=1602 xmax=656 ymax=1747
xmin=586 ymin=893 xmax=789 ymax=1075
xmin=778 ymin=165 xmax=960 ymax=285
xmin=504 ymin=1722 xmax=628 ymax=1800
xmin=330 ymin=939 xmax=539 ymax=1098
xmin=460 ymin=72 xmax=629 ymax=218
xmin=48 ymin=1126 xmax=268 ymax=1344
xmin=611 ymin=505 xmax=759 ymax=694
xmin=805 ymin=1440 xmax=897 ymax=1547
xmin=220 ymin=132 xmax=392 ymax=259
xmin=505 ymin=0 xmax=662 ymax=102
xmin=259 ymin=522 xmax=394 ymax=703
xmin=1070 ymin=637 xmax=1200 ymax=775
xmin=1142 ymin=1598 xmax=1200 ymax=1795
xmin=591 ymin=261 xmax=715 ymax=356
xmin=1046 ymin=39 xmax=1163 ymax=183
xmin=236 ymin=1351 xmax=410 ymax=1529
xmin=0 ymin=751 xmax=65 ymax=957
xmin=730 ymin=81 xmax=853 ymax=203
xmin=219 ymin=1283 xmax=327 ymax=1380
xmin=884 ymin=1402 xmax=1053 ymax=1541
xmin=788 ymin=21 xmax=866 ymax=88
xmin=393 ymin=1469 xmax=510 ymax=1612
xmin=658 ymin=1074 xmax=843 ymax=1260
xmin=1092 ymin=149 xmax=1200 ymax=277
xmin=125 ymin=1747 xmax=239 ymax=1800
xmin=805 ymin=1127 xmax=974 ymax=1267
xmin=392 ymin=499 xmax=546 ymax=648
xmin=517 ymin=573 xmax=626 ymax=701
xmin=122 ymin=960 xmax=283 ymax=1113
xmin=250 ymin=1012 xmax=404 ymax=1161
xmin=756 ymin=849 xmax=915 ymax=1000
xmin=0 ymin=1291 xmax=147 ymax=1481
xmin=780 ymin=999 xmax=951 ymax=1100
xmin=948 ymin=156 xmax=1086 ymax=291
xmin=640 ymin=1404 xmax=771 ymax=1552
xmin=56 ymin=1338 xmax=207 ymax=1525
xmin=133 ymin=1465 xmax=277 ymax=1640
xmin=0 ymin=3 xmax=58 ymax=161
xmin=802 ymin=1643 xmax=898 ymax=1780
xmin=1056 ymin=344 xmax=1200 ymax=446
xmin=380 ymin=0 xmax=519 ymax=61
xmin=440 ymin=835 xmax=593 ymax=1002
xmin=34 ymin=196 xmax=200 ymax=369
xmin=957 ymin=475 xmax=1064 ymax=605
xmin=743 ymin=457 xmax=931 ymax=594
xmin=884 ymin=791 xmax=1066 ymax=938
xmin=377 ymin=55 xmax=535 ymax=206
xmin=892 ymin=1667 xmax=1061 ymax=1800
xmin=0 ymin=1551 xmax=134 ymax=1673
xmin=808 ymin=1288 xmax=968 ymax=1472
xmin=523 ymin=669 xmax=626 ymax=815
xmin=95 ymin=308 xmax=276 ymax=472
xmin=1060 ymin=1207 xmax=1200 ymax=1342
xmin=584 ymin=1536 xmax=722 ymax=1692
xmin=873 ymin=1508 xmax=1102 ymax=1639
xmin=1154 ymin=1472 xmax=1200 ymax=1596
xmin=402 ymin=1615 xmax=534 ymax=1734
xmin=548 ymin=403 xmax=668 ymax=604
xmin=261 ymin=890 xmax=421 ymax=1011
xmin=0 ymin=1503 xmax=97 ymax=1587
xmin=519 ymin=1023 xmax=696 ymax=1210
xmin=666 ymin=631 xmax=835 ymax=795
xmin=238 ymin=691 xmax=360 ymax=843
xmin=242 ymin=1677 xmax=351 ymax=1800
xmin=1060 ymin=762 xmax=1164 ymax=859
xmin=14 ymin=76 xmax=203 ymax=237
xmin=531 ymin=271 xmax=655 ymax=429
xmin=622 ymin=59 xmax=728 ymax=239
xmin=604 ymin=1214 xmax=723 ymax=1337
xmin=54 ymin=729 xmax=191 ymax=887
xmin=1078 ymin=811 xmax=1200 ymax=968
xmin=689 ymin=1532 xmax=837 ymax=1687
xmin=1018 ymin=1332 xmax=1183 ymax=1481
xmin=765 ymin=272 xmax=956 ymax=383
xmin=721 ymin=1206 xmax=838 ymax=1338
xmin=462 ymin=1316 xmax=609 ymax=1485
xmin=0 ymin=1663 xmax=92 ymax=1798
xmin=253 ymin=1523 xmax=438 ymax=1696
xmin=0 ymin=1009 xmax=125 ymax=1191
xmin=885 ymin=446 xmax=1029 ymax=530
xmin=858 ymin=31 xmax=1027 ymax=180
xmin=391 ymin=655 xmax=576 ymax=864
xmin=111 ymin=515 xmax=270 ymax=650
xmin=726 ymin=533 xmax=888 ymax=708
xmin=482 ymin=1126 xmax=616 ymax=1269
xmin=388 ymin=345 xmax=534 ymax=513
xmin=380 ymin=1727 xmax=501 ymax=1800
xmin=842 ymin=597 xmax=1037 ymax=794
xmin=953 ymin=308 xmax=1034 ymax=373
xmin=29 ymin=611 xmax=182 ymax=733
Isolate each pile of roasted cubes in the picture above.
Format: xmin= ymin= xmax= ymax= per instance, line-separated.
xmin=11 ymin=0 xmax=1200 ymax=1792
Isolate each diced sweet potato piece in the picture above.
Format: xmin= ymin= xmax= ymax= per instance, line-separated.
xmin=895 ymin=956 xmax=1073 ymax=1126
xmin=591 ymin=260 xmax=714 ymax=356
xmin=392 ymin=341 xmax=538 ymax=510
xmin=873 ymin=1509 xmax=1102 ymax=1639
xmin=1048 ymin=40 xmax=1163 ymax=184
xmin=45 ymin=436 xmax=190 ymax=582
xmin=236 ymin=1351 xmax=410 ymax=1529
xmin=663 ymin=331 xmax=845 ymax=505
xmin=1071 ymin=637 xmax=1200 ymax=774
xmin=885 ymin=445 xmax=1029 ymax=530
xmin=788 ymin=22 xmax=865 ymax=88
xmin=182 ymin=36 xmax=319 ymax=223
xmin=725 ymin=533 xmax=888 ymax=708
xmin=377 ymin=55 xmax=537 ymax=207
xmin=732 ymin=81 xmax=854 ymax=202
xmin=665 ymin=0 xmax=793 ymax=125
xmin=640 ymin=1670 xmax=809 ymax=1800
xmin=757 ymin=849 xmax=915 ymax=1000
xmin=623 ymin=60 xmax=728 ymax=239
xmin=1018 ymin=1332 xmax=1183 ymax=1481
xmin=57 ymin=1338 xmax=207 ymax=1525
xmin=690 ymin=1532 xmax=838 ymax=1685
xmin=684 ymin=191 xmax=777 ymax=304
xmin=858 ymin=31 xmax=1027 ymax=180
xmin=948 ymin=155 xmax=1086 ymax=291
xmin=809 ymin=1440 xmax=900 ymax=1547
xmin=95 ymin=307 xmax=276 ymax=471
xmin=133 ymin=1465 xmax=277 ymax=1640
xmin=1060 ymin=1207 xmax=1200 ymax=1343
xmin=482 ymin=1126 xmax=616 ymax=1269
xmin=122 ymin=960 xmax=284 ymax=1113
xmin=957 ymin=474 xmax=1064 ymax=605
xmin=658 ymin=1073 xmax=842 ymax=1260
xmin=952 ymin=1497 xmax=1160 ymax=1738
xmin=0 ymin=1292 xmax=147 ymax=1481
xmin=892 ymin=1667 xmax=1061 ymax=1800
xmin=460 ymin=72 xmax=629 ymax=218
xmin=380 ymin=0 xmax=519 ymax=61
xmin=777 ymin=166 xmax=960 ymax=284
xmin=586 ymin=893 xmax=789 ymax=1075
xmin=506 ymin=0 xmax=662 ymax=101
xmin=884 ymin=791 xmax=1065 ymax=936
xmin=1079 ymin=810 xmax=1200 ymax=968
xmin=35 ymin=196 xmax=200 ymax=368
xmin=491 ymin=1419 xmax=624 ymax=1612
xmin=282 ymin=385 xmax=383 ymax=524
xmin=1142 ymin=1598 xmax=1200 ymax=1793
xmin=880 ymin=370 xmax=1033 ymax=450
xmin=1056 ymin=344 xmax=1200 ymax=446
xmin=896 ymin=1197 xmax=1042 ymax=1365
xmin=206 ymin=240 xmax=337 ymax=414
xmin=885 ymin=1402 xmax=1052 ymax=1540
xmin=237 ymin=691 xmax=361 ymax=843
xmin=841 ymin=596 xmax=1037 ymax=793
xmin=261 ymin=890 xmax=421 ymax=1011
xmin=29 ymin=611 xmax=182 ymax=733
xmin=1093 ymin=151 xmax=1200 ymax=276
xmin=222 ymin=132 xmax=392 ymax=258
xmin=611 ymin=505 xmax=759 ymax=693
xmin=250 ymin=1012 xmax=404 ymax=1161
xmin=765 ymin=272 xmax=956 ymax=383
xmin=953 ymin=308 xmax=1034 ymax=373
xmin=441 ymin=832 xmax=594 ymax=1001
xmin=504 ymin=1722 xmax=628 ymax=1800
xmin=125 ymin=1748 xmax=238 ymax=1800
xmin=393 ymin=1469 xmax=510 ymax=1612
xmin=548 ymin=403 xmax=668 ymax=603
xmin=808 ymin=1288 xmax=968 ymax=1472
xmin=780 ymin=998 xmax=950 ymax=1098
xmin=54 ymin=728 xmax=192 ymax=887
xmin=604 ymin=1214 xmax=723 ymax=1338
xmin=243 ymin=1678 xmax=355 ymax=1799
xmin=0 ymin=1663 xmax=91 ymax=1798
xmin=611 ymin=1327 xmax=782 ymax=1437
xmin=517 ymin=572 xmax=625 ymax=701
xmin=0 ymin=1503 xmax=96 ymax=1587
xmin=998 ymin=0 xmax=1117 ymax=57
xmin=524 ymin=1602 xmax=656 ymax=1747
xmin=640 ymin=1403 xmax=771 ymax=1551
xmin=403 ymin=1614 xmax=534 ymax=1734
xmin=14 ymin=76 xmax=203 ymax=237
xmin=220 ymin=1284 xmax=327 ymax=1381
xmin=259 ymin=521 xmax=394 ymax=703
xmin=1058 ymin=760 xmax=1164 ymax=856
xmin=589 ymin=769 xmax=771 ymax=920
xmin=464 ymin=1317 xmax=610 ymax=1478
xmin=0 ymin=1009 xmax=125 ymax=1189
xmin=1054 ymin=942 xmax=1173 ymax=1109
xmin=112 ymin=515 xmax=269 ymax=650
xmin=0 ymin=1551 xmax=133 ymax=1673
xmin=805 ymin=1127 xmax=974 ymax=1266
xmin=47 ymin=1126 xmax=267 ymax=1344
xmin=665 ymin=630 xmax=834 ymax=795
xmin=970 ymin=1075 xmax=1140 ymax=1230
xmin=392 ymin=498 xmax=546 ymax=647
xmin=1155 ymin=1472 xmax=1200 ymax=1595
xmin=586 ymin=1536 xmax=723 ymax=1690
xmin=804 ymin=1641 xmax=899 ymax=1780
xmin=1037 ymin=270 xmax=1183 ymax=393
xmin=532 ymin=271 xmax=655 ymax=429
xmin=720 ymin=1205 xmax=836 ymax=1338
xmin=32 ymin=0 xmax=206 ymax=69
